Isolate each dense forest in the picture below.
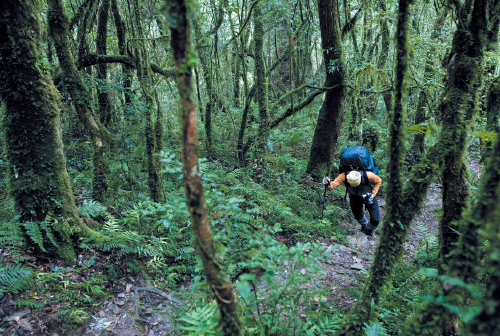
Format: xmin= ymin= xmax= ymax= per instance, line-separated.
xmin=0 ymin=0 xmax=499 ymax=334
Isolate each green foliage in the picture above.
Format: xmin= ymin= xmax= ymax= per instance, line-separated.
xmin=78 ymin=200 xmax=107 ymax=219
xmin=0 ymin=263 xmax=34 ymax=294
xmin=58 ymin=308 xmax=89 ymax=324
xmin=178 ymin=300 xmax=218 ymax=335
xmin=13 ymin=299 xmax=45 ymax=309
xmin=364 ymin=322 xmax=389 ymax=336
xmin=303 ymin=315 xmax=342 ymax=335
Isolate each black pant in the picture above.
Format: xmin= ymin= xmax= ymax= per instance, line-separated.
xmin=349 ymin=195 xmax=380 ymax=227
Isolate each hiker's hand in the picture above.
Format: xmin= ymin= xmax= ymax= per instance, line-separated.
xmin=322 ymin=177 xmax=330 ymax=186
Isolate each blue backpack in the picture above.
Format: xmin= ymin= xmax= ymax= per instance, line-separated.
xmin=339 ymin=146 xmax=379 ymax=198
xmin=339 ymin=146 xmax=378 ymax=175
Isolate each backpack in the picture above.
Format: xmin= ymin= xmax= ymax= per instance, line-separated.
xmin=338 ymin=146 xmax=378 ymax=197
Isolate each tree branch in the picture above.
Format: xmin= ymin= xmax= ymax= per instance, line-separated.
xmin=76 ymin=53 xmax=176 ymax=78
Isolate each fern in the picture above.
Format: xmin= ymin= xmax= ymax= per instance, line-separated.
xmin=412 ymin=220 xmax=438 ymax=251
xmin=0 ymin=263 xmax=34 ymax=294
xmin=178 ymin=301 xmax=217 ymax=335
xmin=78 ymin=200 xmax=107 ymax=219
xmin=13 ymin=299 xmax=44 ymax=309
xmin=21 ymin=221 xmax=46 ymax=252
xmin=304 ymin=315 xmax=341 ymax=335
xmin=40 ymin=221 xmax=60 ymax=250
xmin=102 ymin=216 xmax=121 ymax=232
xmin=364 ymin=322 xmax=389 ymax=336
xmin=0 ymin=220 xmax=26 ymax=261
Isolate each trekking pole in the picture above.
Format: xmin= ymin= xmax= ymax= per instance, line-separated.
xmin=321 ymin=176 xmax=328 ymax=219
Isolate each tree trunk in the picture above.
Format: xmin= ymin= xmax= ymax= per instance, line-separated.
xmin=131 ymin=0 xmax=165 ymax=203
xmin=466 ymin=126 xmax=500 ymax=335
xmin=96 ymin=0 xmax=113 ymax=127
xmin=306 ymin=0 xmax=346 ymax=179
xmin=253 ymin=3 xmax=270 ymax=164
xmin=399 ymin=0 xmax=490 ymax=334
xmin=48 ymin=0 xmax=110 ymax=204
xmin=339 ymin=0 xmax=413 ymax=333
xmin=1 ymin=0 xmax=83 ymax=262
xmin=166 ymin=0 xmax=242 ymax=334
xmin=110 ymin=0 xmax=133 ymax=108
xmin=193 ymin=18 xmax=215 ymax=158
xmin=408 ymin=7 xmax=449 ymax=164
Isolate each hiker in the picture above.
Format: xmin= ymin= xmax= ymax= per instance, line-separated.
xmin=322 ymin=170 xmax=382 ymax=236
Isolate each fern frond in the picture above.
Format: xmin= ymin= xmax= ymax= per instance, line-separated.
xmin=13 ymin=299 xmax=44 ymax=309
xmin=20 ymin=221 xmax=45 ymax=252
xmin=364 ymin=322 xmax=389 ymax=336
xmin=78 ymin=200 xmax=107 ymax=219
xmin=103 ymin=216 xmax=121 ymax=232
xmin=413 ymin=221 xmax=438 ymax=250
xmin=0 ymin=223 xmax=26 ymax=261
xmin=0 ymin=263 xmax=34 ymax=294
xmin=178 ymin=301 xmax=217 ymax=334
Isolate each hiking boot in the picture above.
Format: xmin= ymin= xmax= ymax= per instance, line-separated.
xmin=360 ymin=225 xmax=367 ymax=234
xmin=364 ymin=229 xmax=374 ymax=238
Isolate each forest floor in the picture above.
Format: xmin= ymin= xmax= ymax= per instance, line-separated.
xmin=0 ymin=184 xmax=443 ymax=336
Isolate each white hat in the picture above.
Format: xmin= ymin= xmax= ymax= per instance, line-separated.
xmin=346 ymin=171 xmax=361 ymax=187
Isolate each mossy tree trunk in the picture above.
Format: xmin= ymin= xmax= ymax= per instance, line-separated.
xmin=96 ymin=0 xmax=113 ymax=127
xmin=398 ymin=0 xmax=490 ymax=334
xmin=111 ymin=0 xmax=133 ymax=108
xmin=130 ymin=0 xmax=165 ymax=204
xmin=485 ymin=76 xmax=500 ymax=137
xmin=408 ymin=7 xmax=449 ymax=164
xmin=76 ymin=0 xmax=97 ymax=72
xmin=166 ymin=0 xmax=242 ymax=334
xmin=48 ymin=0 xmax=110 ymax=204
xmin=305 ymin=0 xmax=346 ymax=180
xmin=253 ymin=3 xmax=270 ymax=164
xmin=193 ymin=19 xmax=216 ymax=158
xmin=376 ymin=0 xmax=393 ymax=115
xmin=0 ymin=0 xmax=86 ymax=262
xmin=338 ymin=0 xmax=413 ymax=333
xmin=465 ymin=130 xmax=500 ymax=334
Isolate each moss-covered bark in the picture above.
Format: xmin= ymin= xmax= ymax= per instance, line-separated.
xmin=466 ymin=133 xmax=500 ymax=335
xmin=408 ymin=8 xmax=449 ymax=163
xmin=338 ymin=0 xmax=413 ymax=333
xmin=399 ymin=0 xmax=489 ymax=334
xmin=48 ymin=0 xmax=110 ymax=204
xmin=306 ymin=0 xmax=346 ymax=179
xmin=193 ymin=18 xmax=215 ymax=158
xmin=253 ymin=3 xmax=270 ymax=163
xmin=166 ymin=0 xmax=242 ymax=334
xmin=0 ymin=0 xmax=79 ymax=262
xmin=130 ymin=0 xmax=165 ymax=204
xmin=96 ymin=0 xmax=113 ymax=127
xmin=110 ymin=0 xmax=132 ymax=107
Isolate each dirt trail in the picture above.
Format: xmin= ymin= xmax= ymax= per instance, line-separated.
xmin=1 ymin=185 xmax=442 ymax=335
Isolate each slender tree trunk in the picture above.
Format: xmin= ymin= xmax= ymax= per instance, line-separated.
xmin=339 ymin=0 xmax=413 ymax=333
xmin=306 ymin=0 xmax=346 ymax=179
xmin=96 ymin=0 xmax=113 ymax=127
xmin=48 ymin=0 xmax=110 ymax=204
xmin=111 ymin=0 xmax=133 ymax=108
xmin=77 ymin=0 xmax=97 ymax=72
xmin=166 ymin=1 xmax=242 ymax=334
xmin=377 ymin=0 xmax=393 ymax=114
xmin=253 ymin=3 xmax=270 ymax=163
xmin=193 ymin=19 xmax=215 ymax=158
xmin=408 ymin=7 xmax=449 ymax=163
xmin=130 ymin=0 xmax=165 ymax=203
